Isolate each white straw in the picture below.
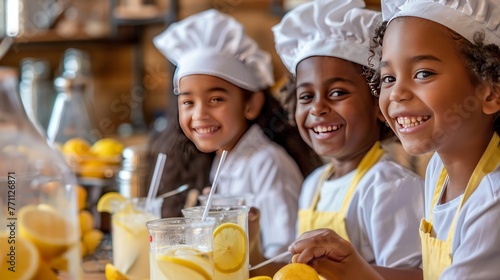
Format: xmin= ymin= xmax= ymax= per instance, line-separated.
xmin=201 ymin=150 xmax=228 ymax=221
xmin=146 ymin=153 xmax=167 ymax=211
xmin=249 ymin=251 xmax=292 ymax=271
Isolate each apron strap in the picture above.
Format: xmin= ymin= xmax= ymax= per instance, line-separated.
xmin=308 ymin=163 xmax=334 ymax=211
xmin=309 ymin=142 xmax=385 ymax=215
xmin=445 ymin=132 xmax=500 ymax=242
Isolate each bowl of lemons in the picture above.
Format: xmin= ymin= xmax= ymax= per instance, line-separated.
xmin=61 ymin=137 xmax=124 ymax=180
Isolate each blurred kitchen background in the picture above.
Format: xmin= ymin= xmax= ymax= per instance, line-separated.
xmin=0 ymin=0 xmax=384 ymax=139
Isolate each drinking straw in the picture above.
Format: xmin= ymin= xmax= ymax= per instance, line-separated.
xmin=201 ymin=150 xmax=228 ymax=221
xmin=146 ymin=153 xmax=167 ymax=211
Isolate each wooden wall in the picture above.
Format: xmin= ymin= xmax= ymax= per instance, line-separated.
xmin=0 ymin=0 xmax=381 ymax=136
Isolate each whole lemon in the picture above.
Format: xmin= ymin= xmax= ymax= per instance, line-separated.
xmin=76 ymin=185 xmax=87 ymax=211
xmin=79 ymin=159 xmax=108 ymax=178
xmin=273 ymin=263 xmax=320 ymax=280
xmin=62 ymin=138 xmax=92 ymax=163
xmin=90 ymin=138 xmax=124 ymax=158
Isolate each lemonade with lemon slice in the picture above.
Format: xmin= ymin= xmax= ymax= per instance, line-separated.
xmin=0 ymin=166 xmax=82 ymax=279
xmin=182 ymin=206 xmax=250 ymax=280
xmin=146 ymin=217 xmax=216 ymax=280
xmin=97 ymin=192 xmax=161 ymax=279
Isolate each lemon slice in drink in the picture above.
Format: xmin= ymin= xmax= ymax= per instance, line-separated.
xmin=18 ymin=205 xmax=78 ymax=260
xmin=213 ymin=222 xmax=247 ymax=274
xmin=250 ymin=276 xmax=273 ymax=280
xmin=157 ymin=255 xmax=213 ymax=280
xmin=0 ymin=234 xmax=39 ymax=280
xmin=105 ymin=263 xmax=130 ymax=280
xmin=97 ymin=192 xmax=127 ymax=214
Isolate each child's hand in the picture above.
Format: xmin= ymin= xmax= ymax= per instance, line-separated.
xmin=289 ymin=229 xmax=382 ymax=280
xmin=202 ymin=186 xmax=211 ymax=195
xmin=289 ymin=228 xmax=353 ymax=266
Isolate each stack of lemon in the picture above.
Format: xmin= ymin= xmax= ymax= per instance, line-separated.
xmin=62 ymin=137 xmax=124 ymax=178
xmin=77 ymin=185 xmax=104 ymax=258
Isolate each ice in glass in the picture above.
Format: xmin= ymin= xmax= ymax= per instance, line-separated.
xmin=182 ymin=205 xmax=250 ymax=280
xmin=146 ymin=217 xmax=216 ymax=280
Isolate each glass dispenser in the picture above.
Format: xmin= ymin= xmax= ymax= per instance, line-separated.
xmin=0 ymin=67 xmax=82 ymax=279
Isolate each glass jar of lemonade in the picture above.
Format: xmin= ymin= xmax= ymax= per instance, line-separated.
xmin=182 ymin=206 xmax=250 ymax=280
xmin=0 ymin=67 xmax=82 ymax=279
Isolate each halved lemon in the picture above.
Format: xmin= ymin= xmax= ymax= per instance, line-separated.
xmin=97 ymin=192 xmax=127 ymax=214
xmin=105 ymin=263 xmax=130 ymax=280
xmin=0 ymin=234 xmax=39 ymax=280
xmin=213 ymin=222 xmax=247 ymax=274
xmin=273 ymin=263 xmax=320 ymax=280
xmin=157 ymin=255 xmax=213 ymax=280
xmin=18 ymin=205 xmax=78 ymax=260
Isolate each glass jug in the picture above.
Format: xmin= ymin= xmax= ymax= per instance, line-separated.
xmin=0 ymin=67 xmax=82 ymax=279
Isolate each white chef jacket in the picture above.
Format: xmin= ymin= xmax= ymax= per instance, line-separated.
xmin=425 ymin=153 xmax=500 ymax=280
xmin=299 ymin=153 xmax=424 ymax=267
xmin=211 ymin=124 xmax=303 ymax=258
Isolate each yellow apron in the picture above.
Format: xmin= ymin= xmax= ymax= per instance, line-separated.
xmin=420 ymin=133 xmax=500 ymax=280
xmin=298 ymin=142 xmax=384 ymax=241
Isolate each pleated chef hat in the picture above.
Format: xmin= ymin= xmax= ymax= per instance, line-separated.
xmin=382 ymin=0 xmax=500 ymax=46
xmin=272 ymin=0 xmax=382 ymax=76
xmin=153 ymin=9 xmax=274 ymax=95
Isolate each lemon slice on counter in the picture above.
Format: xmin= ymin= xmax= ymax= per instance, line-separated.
xmin=157 ymin=255 xmax=213 ymax=280
xmin=0 ymin=234 xmax=39 ymax=280
xmin=213 ymin=222 xmax=247 ymax=274
xmin=105 ymin=263 xmax=130 ymax=280
xmin=18 ymin=205 xmax=78 ymax=260
xmin=97 ymin=192 xmax=127 ymax=214
xmin=272 ymin=263 xmax=320 ymax=280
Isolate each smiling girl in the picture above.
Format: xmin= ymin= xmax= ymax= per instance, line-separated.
xmin=153 ymin=9 xmax=321 ymax=262
xmin=264 ymin=0 xmax=425 ymax=278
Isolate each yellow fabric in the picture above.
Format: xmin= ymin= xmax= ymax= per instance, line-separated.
xmin=420 ymin=133 xmax=500 ymax=280
xmin=297 ymin=142 xmax=384 ymax=242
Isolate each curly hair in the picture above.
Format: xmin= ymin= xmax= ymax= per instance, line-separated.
xmin=369 ymin=20 xmax=500 ymax=135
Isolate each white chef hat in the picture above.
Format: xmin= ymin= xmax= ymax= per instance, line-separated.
xmin=382 ymin=0 xmax=500 ymax=46
xmin=273 ymin=0 xmax=381 ymax=76
xmin=153 ymin=9 xmax=274 ymax=95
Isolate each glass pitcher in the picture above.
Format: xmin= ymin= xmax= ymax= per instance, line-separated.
xmin=0 ymin=67 xmax=82 ymax=279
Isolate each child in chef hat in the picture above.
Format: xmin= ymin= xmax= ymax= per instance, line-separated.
xmin=153 ymin=8 xmax=322 ymax=263
xmin=262 ymin=0 xmax=425 ymax=277
xmin=289 ymin=0 xmax=500 ymax=279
